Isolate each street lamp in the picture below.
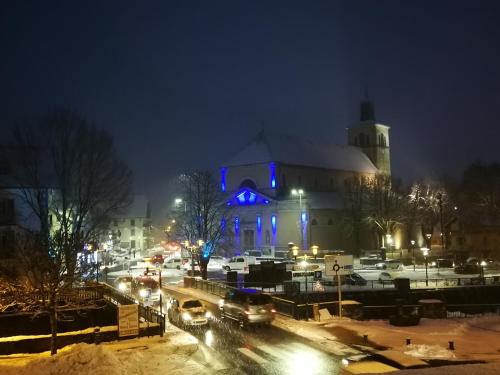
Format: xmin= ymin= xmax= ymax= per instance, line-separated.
xmin=291 ymin=189 xmax=305 ymax=248
xmin=410 ymin=240 xmax=416 ymax=271
xmin=421 ymin=247 xmax=429 ymax=287
xmin=175 ymin=198 xmax=186 ymax=212
xmin=480 ymin=260 xmax=487 ymax=284
xmin=311 ymin=245 xmax=319 ymax=259
xmin=300 ymin=254 xmax=310 ymax=321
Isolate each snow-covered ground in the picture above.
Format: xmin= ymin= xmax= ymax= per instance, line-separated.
xmin=0 ymin=331 xmax=207 ymax=375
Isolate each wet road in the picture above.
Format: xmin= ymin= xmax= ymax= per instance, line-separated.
xmin=164 ymin=288 xmax=343 ymax=375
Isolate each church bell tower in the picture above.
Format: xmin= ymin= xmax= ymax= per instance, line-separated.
xmin=347 ymin=99 xmax=391 ymax=175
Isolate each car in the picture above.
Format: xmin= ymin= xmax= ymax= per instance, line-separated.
xmin=115 ymin=276 xmax=133 ymax=293
xmin=219 ymin=288 xmax=276 ymax=328
xmin=167 ymin=298 xmax=211 ymax=328
xmin=133 ymin=277 xmax=161 ymax=305
xmin=345 ymin=273 xmax=367 ymax=286
xmin=378 ymin=272 xmax=394 ymax=284
xmin=454 ymin=263 xmax=480 ymax=274
xmin=207 ymin=255 xmax=227 ymax=270
xmin=151 ymin=254 xmax=164 ymax=265
xmin=182 ymin=261 xmax=201 ymax=272
xmin=164 ymin=258 xmax=182 ymax=269
xmin=375 ymin=262 xmax=387 ymax=270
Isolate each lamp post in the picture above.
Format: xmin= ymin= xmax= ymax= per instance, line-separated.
xmin=410 ymin=240 xmax=416 ymax=271
xmin=292 ymin=245 xmax=299 ymax=261
xmin=437 ymin=193 xmax=445 ymax=254
xmin=300 ymin=254 xmax=309 ymax=321
xmin=175 ymin=198 xmax=186 ymax=212
xmin=422 ymin=247 xmax=429 ymax=287
xmin=311 ymin=245 xmax=318 ymax=259
xmin=291 ymin=189 xmax=305 ymax=249
xmin=480 ymin=260 xmax=487 ymax=284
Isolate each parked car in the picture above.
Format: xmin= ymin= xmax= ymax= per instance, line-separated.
xmin=378 ymin=272 xmax=394 ymax=284
xmin=208 ymin=255 xmax=228 ymax=270
xmin=219 ymin=288 xmax=275 ymax=328
xmin=167 ymin=298 xmax=211 ymax=328
xmin=454 ymin=263 xmax=480 ymax=274
xmin=151 ymin=254 xmax=164 ymax=265
xmin=345 ymin=273 xmax=367 ymax=286
xmin=164 ymin=258 xmax=182 ymax=270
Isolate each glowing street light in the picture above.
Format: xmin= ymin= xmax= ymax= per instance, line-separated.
xmin=292 ymin=245 xmax=299 ymax=260
xmin=421 ymin=247 xmax=429 ymax=287
xmin=311 ymin=245 xmax=319 ymax=259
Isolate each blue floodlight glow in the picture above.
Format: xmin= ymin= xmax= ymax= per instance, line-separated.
xmin=234 ymin=189 xmax=258 ymax=205
xmin=301 ymin=212 xmax=307 ymax=224
xmin=271 ymin=215 xmax=277 ymax=234
xmin=269 ymin=162 xmax=277 ymax=189
xmin=256 ymin=216 xmax=262 ymax=232
xmin=263 ymin=199 xmax=270 ymax=204
xmin=234 ymin=217 xmax=240 ymax=233
xmin=220 ymin=168 xmax=227 ymax=192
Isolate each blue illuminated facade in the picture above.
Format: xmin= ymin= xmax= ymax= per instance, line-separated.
xmin=269 ymin=162 xmax=277 ymax=189
xmin=220 ymin=168 xmax=227 ymax=192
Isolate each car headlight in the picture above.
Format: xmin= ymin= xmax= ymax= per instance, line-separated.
xmin=139 ymin=289 xmax=148 ymax=298
xmin=205 ymin=311 xmax=212 ymax=318
xmin=118 ymin=282 xmax=127 ymax=291
xmin=182 ymin=312 xmax=192 ymax=321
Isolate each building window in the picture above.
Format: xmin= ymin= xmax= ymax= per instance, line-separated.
xmin=131 ymin=240 xmax=136 ymax=249
xmin=327 ymin=218 xmax=333 ymax=225
xmin=131 ymin=228 xmax=135 ymax=236
xmin=265 ymin=230 xmax=270 ymax=245
xmin=130 ymin=219 xmax=135 ymax=226
xmin=311 ymin=219 xmax=318 ymax=226
xmin=243 ymin=230 xmax=254 ymax=248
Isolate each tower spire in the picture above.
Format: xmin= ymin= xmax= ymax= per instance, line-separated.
xmin=360 ymin=96 xmax=376 ymax=122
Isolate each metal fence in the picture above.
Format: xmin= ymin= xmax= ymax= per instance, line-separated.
xmin=102 ymin=283 xmax=165 ymax=334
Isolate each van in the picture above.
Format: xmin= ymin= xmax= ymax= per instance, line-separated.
xmin=164 ymin=258 xmax=182 ymax=269
xmin=223 ymin=256 xmax=256 ymax=272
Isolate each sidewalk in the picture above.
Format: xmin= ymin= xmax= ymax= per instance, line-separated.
xmin=163 ymin=282 xmax=500 ymax=364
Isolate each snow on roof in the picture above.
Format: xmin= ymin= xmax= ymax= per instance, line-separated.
xmin=223 ymin=131 xmax=378 ymax=173
xmin=114 ymin=195 xmax=149 ymax=218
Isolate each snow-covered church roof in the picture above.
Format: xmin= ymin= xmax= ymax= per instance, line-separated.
xmin=223 ymin=131 xmax=378 ymax=173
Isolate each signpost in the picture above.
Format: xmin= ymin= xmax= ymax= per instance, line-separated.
xmin=118 ymin=304 xmax=139 ymax=337
xmin=325 ymin=255 xmax=353 ymax=319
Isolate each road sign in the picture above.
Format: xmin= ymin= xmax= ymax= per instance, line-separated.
xmin=325 ymin=255 xmax=354 ymax=276
xmin=118 ymin=304 xmax=139 ymax=337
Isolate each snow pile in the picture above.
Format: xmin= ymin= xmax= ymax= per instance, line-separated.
xmin=0 ymin=343 xmax=140 ymax=375
xmin=403 ymin=344 xmax=456 ymax=359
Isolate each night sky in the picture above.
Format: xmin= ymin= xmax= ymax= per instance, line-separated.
xmin=2 ymin=1 xmax=500 ymax=219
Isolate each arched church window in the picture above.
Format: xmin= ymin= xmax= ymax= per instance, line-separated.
xmin=265 ymin=230 xmax=271 ymax=245
xmin=311 ymin=219 xmax=318 ymax=226
xmin=239 ymin=179 xmax=257 ymax=190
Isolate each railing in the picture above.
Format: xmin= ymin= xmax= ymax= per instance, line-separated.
xmin=102 ymin=283 xmax=165 ymax=335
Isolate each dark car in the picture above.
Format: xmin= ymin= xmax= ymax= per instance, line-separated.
xmin=219 ymin=289 xmax=275 ymax=328
xmin=454 ymin=263 xmax=480 ymax=274
xmin=345 ymin=273 xmax=367 ymax=286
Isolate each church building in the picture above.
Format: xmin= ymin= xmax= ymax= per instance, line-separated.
xmin=220 ymin=100 xmax=391 ymax=256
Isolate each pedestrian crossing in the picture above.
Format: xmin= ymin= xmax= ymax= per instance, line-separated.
xmin=236 ymin=341 xmax=334 ymax=373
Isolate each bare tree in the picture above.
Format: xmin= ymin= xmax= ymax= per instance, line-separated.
xmin=174 ymin=171 xmax=230 ymax=279
xmin=364 ymin=174 xmax=406 ymax=252
xmin=0 ymin=109 xmax=132 ymax=354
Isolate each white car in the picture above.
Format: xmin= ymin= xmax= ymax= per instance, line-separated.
xmin=378 ymin=272 xmax=394 ymax=284
xmin=164 ymin=258 xmax=182 ymax=269
xmin=208 ymin=256 xmax=227 ymax=270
